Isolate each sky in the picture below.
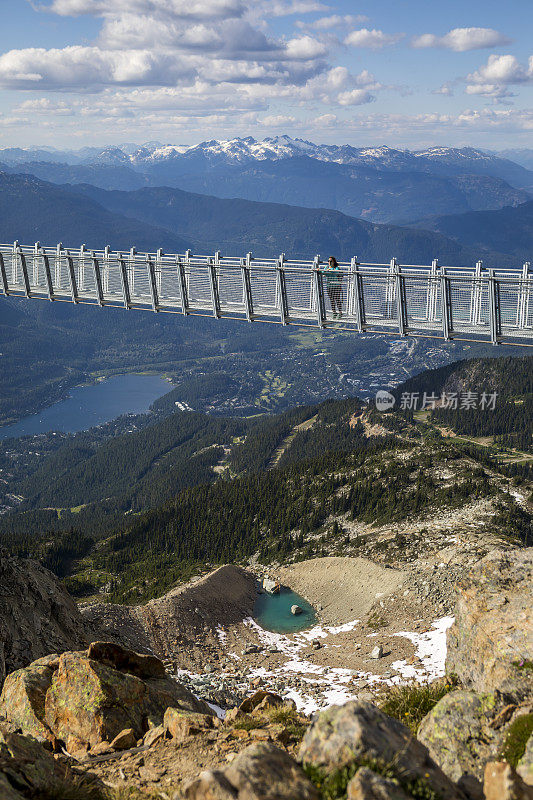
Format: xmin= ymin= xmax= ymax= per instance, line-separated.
xmin=0 ymin=0 xmax=532 ymax=150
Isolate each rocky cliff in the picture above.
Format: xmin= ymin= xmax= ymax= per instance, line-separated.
xmin=0 ymin=547 xmax=86 ymax=688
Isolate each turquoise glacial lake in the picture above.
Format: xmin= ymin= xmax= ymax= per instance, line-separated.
xmin=0 ymin=373 xmax=171 ymax=440
xmin=254 ymin=587 xmax=316 ymax=633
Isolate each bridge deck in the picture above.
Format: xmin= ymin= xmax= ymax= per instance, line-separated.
xmin=1 ymin=242 xmax=532 ymax=345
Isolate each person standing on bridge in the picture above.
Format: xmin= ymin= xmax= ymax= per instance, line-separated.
xmin=324 ymin=256 xmax=343 ymax=318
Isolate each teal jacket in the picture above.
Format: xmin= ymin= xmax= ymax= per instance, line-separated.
xmin=323 ymin=264 xmax=342 ymax=288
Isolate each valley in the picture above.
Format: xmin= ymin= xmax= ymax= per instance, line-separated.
xmin=0 ymin=141 xmax=532 ymax=800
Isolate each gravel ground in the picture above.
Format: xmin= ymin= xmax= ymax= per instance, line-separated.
xmin=272 ymin=556 xmax=407 ymax=626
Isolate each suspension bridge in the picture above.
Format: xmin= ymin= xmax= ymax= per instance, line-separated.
xmin=1 ymin=241 xmax=532 ymax=345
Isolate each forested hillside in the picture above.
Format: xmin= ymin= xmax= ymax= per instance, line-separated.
xmin=1 ymin=355 xmax=531 ymax=603
xmin=0 ymin=173 xmax=188 ymax=252
xmin=67 ymin=182 xmax=514 ymax=266
xmin=412 ymin=199 xmax=533 ymax=261
xmin=395 ymin=356 xmax=533 ymax=452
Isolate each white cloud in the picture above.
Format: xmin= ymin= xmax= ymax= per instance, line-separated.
xmin=467 ymin=54 xmax=532 ymax=85
xmin=99 ymin=15 xmax=278 ymax=56
xmin=465 ymin=84 xmax=516 ymax=101
xmin=412 ymin=27 xmax=512 ymax=52
xmin=260 ymin=113 xmax=296 ymax=125
xmin=284 ymin=35 xmax=327 ymax=59
xmin=40 ymin=0 xmax=246 ymax=19
xmin=297 ymin=14 xmax=369 ymax=31
xmin=337 ymin=88 xmax=375 ymax=106
xmin=433 ymin=82 xmax=454 ymax=96
xmin=0 ymin=46 xmax=196 ymax=89
xmin=253 ymin=0 xmax=327 ymax=16
xmin=344 ymin=29 xmax=403 ymax=49
xmin=314 ymin=112 xmax=337 ymax=125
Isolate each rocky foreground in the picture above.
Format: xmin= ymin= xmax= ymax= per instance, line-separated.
xmin=0 ymin=548 xmax=532 ymax=800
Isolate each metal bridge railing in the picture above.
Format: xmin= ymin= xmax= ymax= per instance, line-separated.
xmin=1 ymin=241 xmax=532 ymax=345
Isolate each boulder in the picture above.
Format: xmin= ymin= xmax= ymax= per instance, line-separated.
xmin=484 ymin=761 xmax=533 ymax=800
xmin=185 ymin=743 xmax=319 ymax=800
xmin=347 ymin=767 xmax=413 ymax=799
xmin=0 ymin=548 xmax=86 ymax=689
xmin=87 ymin=641 xmax=166 ymax=679
xmin=298 ymin=700 xmax=465 ymax=800
xmin=89 ymin=741 xmax=114 ymax=756
xmin=0 ymin=723 xmax=95 ymax=800
xmin=185 ymin=769 xmax=238 ymax=800
xmin=225 ymin=707 xmax=244 ymax=725
xmin=0 ymin=643 xmax=212 ymax=753
xmin=0 ymin=662 xmax=56 ymax=743
xmin=262 ymin=579 xmax=280 ymax=595
xmin=518 ymin=732 xmax=533 ymax=786
xmin=110 ymin=728 xmax=137 ymax=750
xmin=239 ymin=691 xmax=284 ymax=714
xmin=446 ymin=548 xmax=533 ymax=701
xmin=291 ymin=605 xmax=302 ymax=615
xmin=143 ymin=724 xmax=166 ymax=747
xmin=417 ymin=689 xmax=503 ymax=800
xmin=164 ymin=708 xmax=214 ymax=742
xmin=370 ymin=646 xmax=384 ymax=659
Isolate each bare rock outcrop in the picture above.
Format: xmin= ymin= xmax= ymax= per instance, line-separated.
xmin=0 ymin=722 xmax=101 ymax=800
xmin=0 ymin=547 xmax=86 ymax=688
xmin=298 ymin=700 xmax=466 ymax=800
xmin=185 ymin=742 xmax=319 ymax=800
xmin=0 ymin=641 xmax=212 ymax=754
xmin=446 ymin=548 xmax=533 ymax=701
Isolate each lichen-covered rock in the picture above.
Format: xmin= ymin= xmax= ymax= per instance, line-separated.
xmin=446 ymin=548 xmax=533 ymax=701
xmin=185 ymin=743 xmax=319 ymax=800
xmin=347 ymin=767 xmax=413 ymax=799
xmin=518 ymin=732 xmax=533 ymax=786
xmin=298 ymin=701 xmax=465 ymax=800
xmin=417 ymin=689 xmax=503 ymax=799
xmin=484 ymin=761 xmax=533 ymax=800
xmin=0 ymin=547 xmax=86 ymax=689
xmin=44 ymin=648 xmax=212 ymax=751
xmin=0 ymin=662 xmax=57 ymax=743
xmin=0 ymin=643 xmax=212 ymax=753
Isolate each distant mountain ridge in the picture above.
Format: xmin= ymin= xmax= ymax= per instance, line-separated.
xmin=67 ymin=180 xmax=514 ymax=265
xmin=3 ymin=136 xmax=532 ymax=179
xmin=1 ymin=136 xmax=531 ymax=223
xmin=0 ymin=172 xmax=188 ymax=252
xmin=411 ymin=199 xmax=533 ymax=262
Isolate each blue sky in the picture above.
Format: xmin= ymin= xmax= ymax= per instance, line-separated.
xmin=1 ymin=0 xmax=532 ymax=149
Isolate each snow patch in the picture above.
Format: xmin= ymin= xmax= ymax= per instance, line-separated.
xmin=392 ymin=616 xmax=455 ymax=681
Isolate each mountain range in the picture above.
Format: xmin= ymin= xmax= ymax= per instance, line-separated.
xmin=1 ymin=170 xmax=518 ymax=267
xmin=1 ymin=136 xmax=531 ymax=224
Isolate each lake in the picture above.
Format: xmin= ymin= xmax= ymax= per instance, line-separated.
xmin=254 ymin=587 xmax=316 ymax=633
xmin=0 ymin=374 xmax=172 ymax=440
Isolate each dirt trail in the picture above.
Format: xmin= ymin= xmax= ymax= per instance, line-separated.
xmin=274 ymin=556 xmax=407 ymax=625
